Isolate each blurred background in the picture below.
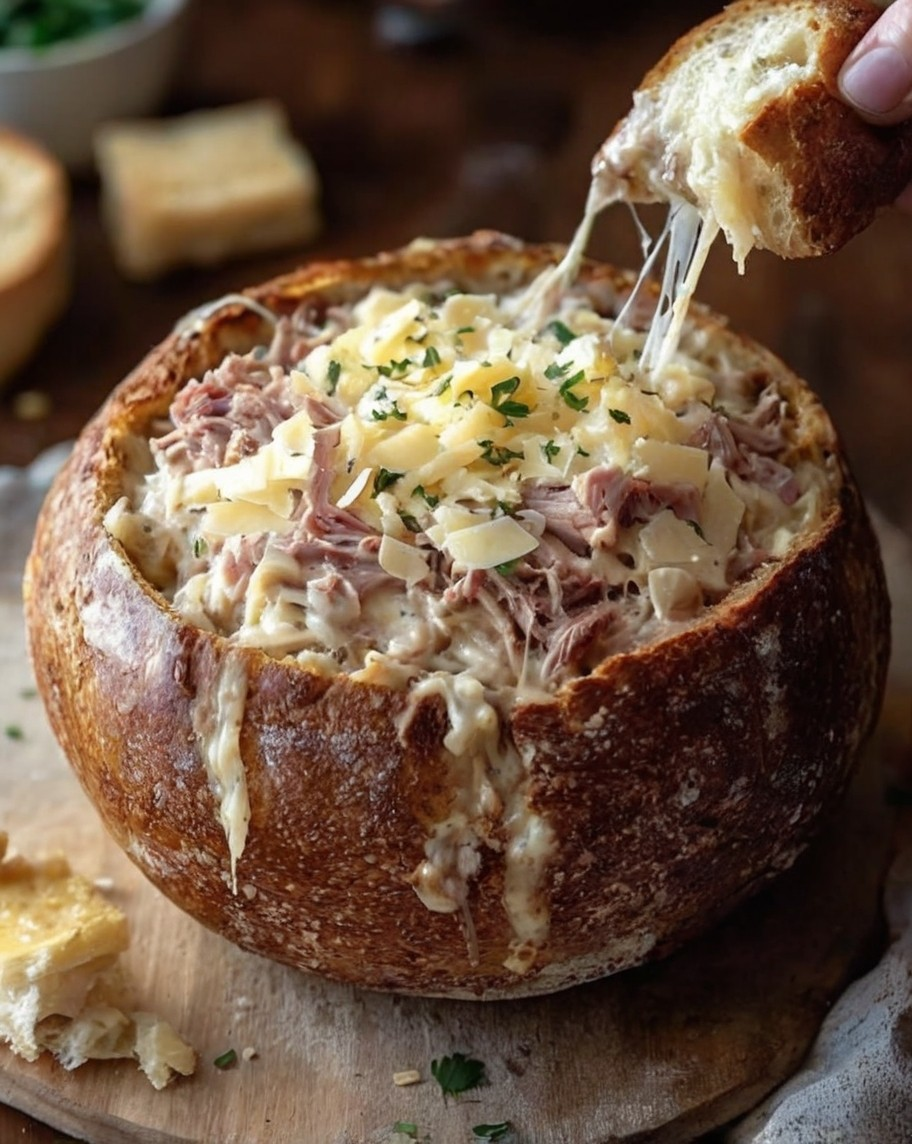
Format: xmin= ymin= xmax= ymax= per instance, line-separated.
xmin=1 ymin=0 xmax=911 ymax=539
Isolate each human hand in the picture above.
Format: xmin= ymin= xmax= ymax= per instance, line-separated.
xmin=839 ymin=0 xmax=912 ymax=123
xmin=839 ymin=1 xmax=912 ymax=208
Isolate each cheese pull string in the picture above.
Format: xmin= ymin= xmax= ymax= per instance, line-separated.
xmin=511 ymin=176 xmax=607 ymax=331
xmin=612 ymin=196 xmax=720 ymax=378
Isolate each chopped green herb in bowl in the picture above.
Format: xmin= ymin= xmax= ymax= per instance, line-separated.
xmin=0 ymin=1 xmax=148 ymax=51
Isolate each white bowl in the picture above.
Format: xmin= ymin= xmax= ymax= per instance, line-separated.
xmin=0 ymin=0 xmax=190 ymax=170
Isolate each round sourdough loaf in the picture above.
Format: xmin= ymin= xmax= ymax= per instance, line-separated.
xmin=23 ymin=232 xmax=889 ymax=999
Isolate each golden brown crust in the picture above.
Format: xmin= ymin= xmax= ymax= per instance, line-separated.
xmin=23 ymin=232 xmax=890 ymax=998
xmin=739 ymin=0 xmax=912 ymax=255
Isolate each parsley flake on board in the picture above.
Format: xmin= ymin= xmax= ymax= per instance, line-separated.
xmin=4 ymin=725 xmax=23 ymax=741
xmin=213 ymin=1048 xmax=237 ymax=1070
xmin=430 ymin=1051 xmax=486 ymax=1098
xmin=473 ymin=1124 xmax=511 ymax=1142
xmin=392 ymin=1122 xmax=419 ymax=1140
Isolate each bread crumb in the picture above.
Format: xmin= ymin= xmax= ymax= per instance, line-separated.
xmin=393 ymin=1068 xmax=422 ymax=1086
xmin=12 ymin=390 xmax=52 ymax=421
xmin=241 ymin=1045 xmax=257 ymax=1062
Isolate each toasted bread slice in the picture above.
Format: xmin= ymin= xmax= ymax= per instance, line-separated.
xmin=94 ymin=100 xmax=322 ymax=281
xmin=0 ymin=128 xmax=70 ymax=388
xmin=593 ymin=0 xmax=912 ymax=266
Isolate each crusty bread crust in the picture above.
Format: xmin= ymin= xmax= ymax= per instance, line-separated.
xmin=0 ymin=127 xmax=70 ymax=387
xmin=596 ymin=0 xmax=912 ymax=259
xmin=23 ymin=232 xmax=890 ymax=999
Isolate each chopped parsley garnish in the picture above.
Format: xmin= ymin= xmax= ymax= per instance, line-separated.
xmin=455 ymin=325 xmax=475 ymax=335
xmin=542 ymin=439 xmax=560 ymax=462
xmin=559 ymin=369 xmax=588 ymax=411
xmin=473 ymin=1124 xmax=511 ymax=1141
xmin=544 ymin=360 xmax=572 ymax=381
xmin=326 ymin=359 xmax=341 ymax=394
xmin=434 ymin=375 xmax=452 ymax=396
xmin=478 ymin=440 xmax=524 ymax=467
xmin=422 ymin=345 xmax=441 ymax=368
xmin=547 ymin=319 xmax=577 ymax=346
xmin=489 ymin=376 xmax=530 ymax=421
xmin=376 ymin=358 xmax=411 ymax=379
xmin=577 ymin=445 xmax=590 ymax=457
xmin=0 ymin=0 xmax=146 ymax=50
xmin=687 ymin=519 xmax=707 ymax=541
xmin=193 ymin=536 xmax=208 ymax=558
xmin=399 ymin=512 xmax=422 ymax=533
xmin=430 ymin=1052 xmax=486 ymax=1098
xmin=373 ymin=468 xmax=404 ymax=496
xmin=213 ymin=1049 xmax=237 ymax=1070
xmin=494 ymin=559 xmax=520 ymax=576
xmin=372 ymin=400 xmax=407 ymax=422
xmin=4 ymin=725 xmax=23 ymax=741
xmin=608 ymin=408 xmax=631 ymax=425
xmin=413 ymin=485 xmax=439 ymax=509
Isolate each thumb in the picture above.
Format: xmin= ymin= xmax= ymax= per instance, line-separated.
xmin=839 ymin=0 xmax=912 ymax=124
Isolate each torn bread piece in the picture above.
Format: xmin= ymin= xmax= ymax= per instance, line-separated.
xmin=593 ymin=0 xmax=912 ymax=268
xmin=0 ymin=127 xmax=70 ymax=388
xmin=95 ymin=100 xmax=322 ymax=281
xmin=0 ymin=832 xmax=195 ymax=1089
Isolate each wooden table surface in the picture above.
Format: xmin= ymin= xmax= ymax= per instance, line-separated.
xmin=2 ymin=0 xmax=911 ymax=1139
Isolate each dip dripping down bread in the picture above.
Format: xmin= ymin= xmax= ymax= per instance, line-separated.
xmin=593 ymin=0 xmax=912 ymax=266
xmin=23 ymin=232 xmax=889 ymax=999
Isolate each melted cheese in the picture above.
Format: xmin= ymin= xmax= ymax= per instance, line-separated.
xmin=405 ymin=672 xmax=555 ymax=972
xmin=191 ymin=654 xmax=250 ymax=894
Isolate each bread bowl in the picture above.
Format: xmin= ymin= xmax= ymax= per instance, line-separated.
xmin=22 ymin=229 xmax=889 ymax=999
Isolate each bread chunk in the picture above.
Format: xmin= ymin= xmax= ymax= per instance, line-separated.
xmin=0 ymin=128 xmax=70 ymax=387
xmin=0 ymin=833 xmax=195 ymax=1087
xmin=594 ymin=0 xmax=912 ymax=266
xmin=95 ymin=100 xmax=322 ymax=281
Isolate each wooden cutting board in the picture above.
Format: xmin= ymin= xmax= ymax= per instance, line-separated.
xmin=0 ymin=545 xmax=895 ymax=1144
